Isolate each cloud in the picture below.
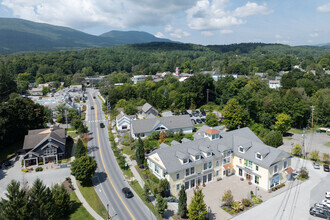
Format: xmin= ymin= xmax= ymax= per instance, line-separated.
xmin=155 ymin=32 xmax=165 ymax=38
xmin=1 ymin=0 xmax=198 ymax=29
xmin=317 ymin=3 xmax=330 ymax=13
xmin=275 ymin=34 xmax=281 ymax=39
xmin=201 ymin=31 xmax=214 ymax=36
xmin=220 ymin=29 xmax=233 ymax=34
xmin=233 ymin=2 xmax=273 ymax=17
xmin=165 ymin=25 xmax=190 ymax=39
xmin=309 ymin=33 xmax=319 ymax=38
xmin=186 ymin=0 xmax=272 ymax=31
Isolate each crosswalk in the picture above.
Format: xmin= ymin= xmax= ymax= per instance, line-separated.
xmin=87 ymin=120 xmax=106 ymax=123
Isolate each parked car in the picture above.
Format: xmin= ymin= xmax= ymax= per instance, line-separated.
xmin=93 ymin=96 xmax=96 ymax=99
xmin=310 ymin=207 xmax=330 ymax=219
xmin=326 ymin=192 xmax=330 ymax=199
xmin=91 ymin=106 xmax=94 ymax=110
xmin=313 ymin=162 xmax=320 ymax=169
xmin=191 ymin=119 xmax=196 ymax=124
xmin=189 ymin=114 xmax=192 ymax=117
xmin=315 ymin=203 xmax=330 ymax=211
xmin=122 ymin=187 xmax=134 ymax=198
xmin=100 ymin=123 xmax=105 ymax=128
xmin=196 ymin=118 xmax=202 ymax=124
xmin=201 ymin=111 xmax=206 ymax=116
xmin=324 ymin=165 xmax=329 ymax=172
xmin=201 ymin=118 xmax=206 ymax=123
xmin=323 ymin=199 xmax=330 ymax=209
xmin=3 ymin=160 xmax=11 ymax=167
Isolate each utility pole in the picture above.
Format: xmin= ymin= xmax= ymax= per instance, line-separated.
xmin=107 ymin=96 xmax=110 ymax=122
xmin=65 ymin=109 xmax=68 ymax=130
xmin=311 ymin=106 xmax=315 ymax=129
xmin=206 ymin=89 xmax=209 ymax=104
xmin=302 ymin=128 xmax=306 ymax=159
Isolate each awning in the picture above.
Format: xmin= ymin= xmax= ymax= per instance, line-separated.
xmin=285 ymin=167 xmax=294 ymax=174
xmin=224 ymin=163 xmax=233 ymax=170
xmin=237 ymin=165 xmax=261 ymax=177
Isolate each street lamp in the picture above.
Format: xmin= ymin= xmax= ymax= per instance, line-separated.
xmin=255 ymin=186 xmax=259 ymax=198
xmin=107 ymin=204 xmax=110 ymax=220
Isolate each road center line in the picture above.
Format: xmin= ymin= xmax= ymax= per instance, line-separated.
xmin=92 ymin=93 xmax=135 ymax=220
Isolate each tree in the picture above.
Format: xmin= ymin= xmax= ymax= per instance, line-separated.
xmin=51 ymin=184 xmax=71 ymax=219
xmin=174 ymin=129 xmax=184 ymax=143
xmin=187 ymin=186 xmax=207 ymax=220
xmin=0 ymin=64 xmax=16 ymax=101
xmin=323 ymin=153 xmax=329 ymax=164
xmin=264 ymin=130 xmax=283 ymax=148
xmin=42 ymin=86 xmax=51 ymax=96
xmin=178 ymin=185 xmax=188 ymax=218
xmin=74 ymin=138 xmax=87 ymax=159
xmin=297 ymin=167 xmax=309 ymax=180
xmin=158 ymin=179 xmax=170 ymax=198
xmin=29 ymin=178 xmax=55 ymax=219
xmin=135 ymin=137 xmax=145 ymax=168
xmin=124 ymin=103 xmax=138 ymax=115
xmin=291 ymin=143 xmax=302 ymax=156
xmin=274 ymin=113 xmax=291 ymax=134
xmin=71 ymin=155 xmax=97 ymax=185
xmin=143 ymin=184 xmax=150 ymax=202
xmin=221 ymin=98 xmax=249 ymax=130
xmin=221 ymin=190 xmax=233 ymax=207
xmin=0 ymin=180 xmax=28 ymax=219
xmin=309 ymin=150 xmax=319 ymax=161
xmin=158 ymin=131 xmax=167 ymax=145
xmin=156 ymin=194 xmax=167 ymax=216
xmin=205 ymin=112 xmax=219 ymax=127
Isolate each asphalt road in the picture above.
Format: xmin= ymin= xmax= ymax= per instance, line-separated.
xmin=86 ymin=89 xmax=156 ymax=220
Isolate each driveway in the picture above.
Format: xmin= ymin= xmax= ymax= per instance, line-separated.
xmin=232 ymin=157 xmax=330 ymax=220
xmin=0 ymin=156 xmax=71 ymax=199
xmin=279 ymin=132 xmax=330 ymax=155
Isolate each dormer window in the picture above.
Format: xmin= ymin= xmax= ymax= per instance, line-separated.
xmin=256 ymin=153 xmax=262 ymax=160
xmin=183 ymin=158 xmax=188 ymax=164
xmin=207 ymin=152 xmax=211 ymax=157
xmin=239 ymin=146 xmax=244 ymax=153
xmin=195 ymin=155 xmax=200 ymax=160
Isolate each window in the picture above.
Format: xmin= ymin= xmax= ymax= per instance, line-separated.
xmin=216 ymin=170 xmax=219 ymax=176
xmin=255 ymin=176 xmax=259 ymax=184
xmin=239 ymin=159 xmax=242 ymax=164
xmin=204 ymin=162 xmax=212 ymax=170
xmin=186 ymin=168 xmax=190 ymax=176
xmin=256 ymin=165 xmax=259 ymax=171
xmin=208 ymin=161 xmax=212 ymax=169
xmin=208 ymin=173 xmax=212 ymax=182
xmin=149 ymin=160 xmax=153 ymax=169
xmin=207 ymin=152 xmax=211 ymax=157
xmin=176 ymin=173 xmax=180 ymax=180
xmin=195 ymin=155 xmax=200 ymax=160
xmin=239 ymin=146 xmax=244 ymax=153
xmin=245 ymin=160 xmax=253 ymax=168
xmin=256 ymin=153 xmax=262 ymax=160
xmin=190 ymin=179 xmax=195 ymax=188
xmin=223 ymin=151 xmax=231 ymax=165
xmin=216 ymin=160 xmax=219 ymax=166
xmin=155 ymin=165 xmax=160 ymax=174
xmin=273 ymin=164 xmax=278 ymax=174
xmin=283 ymin=160 xmax=288 ymax=169
xmin=203 ymin=175 xmax=207 ymax=183
xmin=239 ymin=168 xmax=242 ymax=176
xmin=183 ymin=158 xmax=188 ymax=164
xmin=191 ymin=167 xmax=195 ymax=175
xmin=163 ymin=171 xmax=166 ymax=178
xmin=176 ymin=184 xmax=180 ymax=191
xmin=203 ymin=163 xmax=207 ymax=170
xmin=185 ymin=181 xmax=189 ymax=190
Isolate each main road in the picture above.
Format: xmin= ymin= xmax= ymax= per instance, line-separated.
xmin=85 ymin=88 xmax=156 ymax=220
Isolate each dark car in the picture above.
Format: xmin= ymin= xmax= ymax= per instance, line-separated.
xmin=196 ymin=118 xmax=202 ymax=124
xmin=3 ymin=160 xmax=11 ymax=167
xmin=122 ymin=187 xmax=134 ymax=198
xmin=310 ymin=207 xmax=330 ymax=219
xmin=191 ymin=119 xmax=196 ymax=124
xmin=100 ymin=123 xmax=105 ymax=128
xmin=189 ymin=113 xmax=192 ymax=117
xmin=201 ymin=111 xmax=206 ymax=116
xmin=201 ymin=118 xmax=206 ymax=123
xmin=93 ymin=96 xmax=96 ymax=99
xmin=324 ymin=165 xmax=330 ymax=172
xmin=91 ymin=106 xmax=94 ymax=110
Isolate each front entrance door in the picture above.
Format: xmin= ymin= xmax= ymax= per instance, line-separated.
xmin=197 ymin=177 xmax=201 ymax=186
xmin=246 ymin=173 xmax=251 ymax=181
xmin=225 ymin=169 xmax=230 ymax=176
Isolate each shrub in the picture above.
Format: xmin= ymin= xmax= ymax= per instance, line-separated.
xmin=148 ymin=131 xmax=160 ymax=140
xmin=21 ymin=168 xmax=28 ymax=173
xmin=242 ymin=198 xmax=252 ymax=207
xmin=251 ymin=194 xmax=263 ymax=204
xmin=222 ymin=206 xmax=229 ymax=212
xmin=36 ymin=167 xmax=43 ymax=172
xmin=297 ymin=167 xmax=309 ymax=180
xmin=222 ymin=190 xmax=234 ymax=206
xmin=229 ymin=210 xmax=236 ymax=215
xmin=231 ymin=201 xmax=244 ymax=213
xmin=38 ymin=162 xmax=43 ymax=165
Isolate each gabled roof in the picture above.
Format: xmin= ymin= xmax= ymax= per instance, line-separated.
xmin=204 ymin=128 xmax=220 ymax=135
xmin=142 ymin=103 xmax=153 ymax=113
xmin=131 ymin=115 xmax=193 ymax=134
xmin=171 ymin=140 xmax=180 ymax=146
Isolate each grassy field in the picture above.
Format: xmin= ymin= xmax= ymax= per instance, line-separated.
xmin=69 ymin=191 xmax=94 ymax=220
xmin=128 ymin=180 xmax=161 ymax=219
xmin=0 ymin=140 xmax=23 ymax=162
xmin=77 ymin=181 xmax=108 ymax=219
xmin=289 ymin=126 xmax=320 ymax=134
xmin=122 ymin=145 xmax=135 ymax=157
xmin=67 ymin=131 xmax=78 ymax=138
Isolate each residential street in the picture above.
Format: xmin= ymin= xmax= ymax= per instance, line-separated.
xmin=232 ymin=157 xmax=330 ymax=220
xmin=86 ymin=89 xmax=156 ymax=220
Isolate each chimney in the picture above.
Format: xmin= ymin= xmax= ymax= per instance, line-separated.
xmin=50 ymin=125 xmax=54 ymax=131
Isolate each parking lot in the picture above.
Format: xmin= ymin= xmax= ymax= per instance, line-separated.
xmin=0 ymin=156 xmax=71 ymax=199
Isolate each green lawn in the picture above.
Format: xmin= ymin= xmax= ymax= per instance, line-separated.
xmin=0 ymin=140 xmax=23 ymax=162
xmin=69 ymin=191 xmax=94 ymax=220
xmin=77 ymin=181 xmax=108 ymax=219
xmin=326 ymin=142 xmax=330 ymax=147
xmin=128 ymin=180 xmax=161 ymax=219
xmin=194 ymin=124 xmax=204 ymax=128
xmin=67 ymin=131 xmax=78 ymax=138
xmin=122 ymin=145 xmax=135 ymax=157
xmin=283 ymin=137 xmax=293 ymax=140
xmin=289 ymin=126 xmax=320 ymax=134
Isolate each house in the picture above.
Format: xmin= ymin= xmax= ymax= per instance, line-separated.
xmin=22 ymin=126 xmax=66 ymax=167
xmin=31 ymin=87 xmax=43 ymax=96
xmin=255 ymin=73 xmax=266 ymax=78
xmin=69 ymin=85 xmax=83 ymax=92
xmin=146 ymin=126 xmax=292 ymax=196
xmin=116 ymin=111 xmax=136 ymax=131
xmin=269 ymin=80 xmax=281 ymax=89
xmin=139 ymin=103 xmax=159 ymax=118
xmin=131 ymin=115 xmax=194 ymax=139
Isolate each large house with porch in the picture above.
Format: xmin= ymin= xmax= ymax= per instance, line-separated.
xmin=22 ymin=126 xmax=66 ymax=167
xmin=146 ymin=126 xmax=292 ymax=197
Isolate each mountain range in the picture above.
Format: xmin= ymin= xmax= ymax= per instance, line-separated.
xmin=0 ymin=18 xmax=174 ymax=54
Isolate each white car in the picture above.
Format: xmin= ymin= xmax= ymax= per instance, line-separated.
xmin=326 ymin=192 xmax=330 ymax=199
xmin=322 ymin=199 xmax=330 ymax=208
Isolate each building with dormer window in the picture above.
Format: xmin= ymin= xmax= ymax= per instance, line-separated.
xmin=146 ymin=125 xmax=292 ymax=196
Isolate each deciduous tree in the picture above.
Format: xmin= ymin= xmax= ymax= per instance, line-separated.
xmin=71 ymin=155 xmax=97 ymax=185
xmin=309 ymin=150 xmax=319 ymax=161
xmin=264 ymin=130 xmax=283 ymax=148
xmin=291 ymin=143 xmax=302 ymax=156
xmin=205 ymin=112 xmax=219 ymax=127
xmin=274 ymin=113 xmax=291 ymax=134
xmin=221 ymin=98 xmax=249 ymax=130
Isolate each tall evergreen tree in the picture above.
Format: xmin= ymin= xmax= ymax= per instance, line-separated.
xmin=156 ymin=194 xmax=167 ymax=216
xmin=135 ymin=137 xmax=145 ymax=168
xmin=74 ymin=138 xmax=87 ymax=158
xmin=187 ymin=186 xmax=207 ymax=220
xmin=178 ymin=185 xmax=188 ymax=218
xmin=51 ymin=184 xmax=71 ymax=219
xmin=28 ymin=178 xmax=55 ymax=219
xmin=0 ymin=180 xmax=28 ymax=220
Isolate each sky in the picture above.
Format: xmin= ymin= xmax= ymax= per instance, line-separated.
xmin=0 ymin=0 xmax=329 ymax=46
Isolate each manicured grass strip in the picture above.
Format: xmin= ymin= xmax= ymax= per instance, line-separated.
xmin=283 ymin=137 xmax=292 ymax=140
xmin=69 ymin=191 xmax=94 ymax=220
xmin=122 ymin=146 xmax=135 ymax=157
xmin=67 ymin=131 xmax=78 ymax=138
xmin=128 ymin=180 xmax=161 ymax=220
xmin=77 ymin=181 xmax=108 ymax=219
